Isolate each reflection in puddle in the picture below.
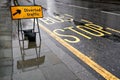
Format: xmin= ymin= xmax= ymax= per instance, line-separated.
xmin=73 ymin=20 xmax=87 ymax=25
xmin=102 ymin=34 xmax=120 ymax=43
xmin=17 ymin=56 xmax=45 ymax=69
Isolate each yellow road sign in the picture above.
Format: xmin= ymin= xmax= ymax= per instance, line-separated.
xmin=11 ymin=6 xmax=43 ymax=20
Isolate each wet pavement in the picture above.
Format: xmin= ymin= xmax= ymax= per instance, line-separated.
xmin=12 ymin=27 xmax=82 ymax=80
xmin=0 ymin=0 xmax=13 ymax=80
xmin=0 ymin=0 xmax=120 ymax=80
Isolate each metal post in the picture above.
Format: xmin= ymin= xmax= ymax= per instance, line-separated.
xmin=33 ymin=0 xmax=36 ymax=31
xmin=37 ymin=18 xmax=41 ymax=57
xmin=33 ymin=0 xmax=35 ymax=5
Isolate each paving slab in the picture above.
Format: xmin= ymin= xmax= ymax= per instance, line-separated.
xmin=0 ymin=0 xmax=13 ymax=80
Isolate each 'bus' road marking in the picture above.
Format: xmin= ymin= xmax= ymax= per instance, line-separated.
xmin=38 ymin=22 xmax=120 ymax=80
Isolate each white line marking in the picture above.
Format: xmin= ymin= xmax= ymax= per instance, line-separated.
xmin=56 ymin=2 xmax=120 ymax=16
xmin=101 ymin=11 xmax=120 ymax=16
xmin=55 ymin=2 xmax=89 ymax=9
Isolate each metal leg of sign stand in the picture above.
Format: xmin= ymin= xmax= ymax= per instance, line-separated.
xmin=17 ymin=18 xmax=42 ymax=70
xmin=18 ymin=19 xmax=25 ymax=69
xmin=37 ymin=18 xmax=41 ymax=57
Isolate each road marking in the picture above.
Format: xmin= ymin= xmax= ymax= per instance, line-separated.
xmin=64 ymin=14 xmax=73 ymax=18
xmin=64 ymin=27 xmax=91 ymax=39
xmin=38 ymin=22 xmax=120 ymax=80
xmin=68 ymin=5 xmax=89 ymax=9
xmin=81 ymin=19 xmax=93 ymax=23
xmin=106 ymin=27 xmax=120 ymax=34
xmin=56 ymin=2 xmax=89 ymax=10
xmin=101 ymin=11 xmax=120 ymax=16
xmin=77 ymin=25 xmax=105 ymax=37
xmin=56 ymin=2 xmax=120 ymax=16
xmin=53 ymin=29 xmax=80 ymax=43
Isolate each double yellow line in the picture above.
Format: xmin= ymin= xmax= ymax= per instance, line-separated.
xmin=38 ymin=23 xmax=120 ymax=80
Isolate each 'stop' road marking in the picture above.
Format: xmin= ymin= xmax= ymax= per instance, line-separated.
xmin=38 ymin=22 xmax=120 ymax=80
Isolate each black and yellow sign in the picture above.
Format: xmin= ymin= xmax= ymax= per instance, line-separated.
xmin=11 ymin=6 xmax=43 ymax=20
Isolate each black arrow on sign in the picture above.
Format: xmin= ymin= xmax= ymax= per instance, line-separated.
xmin=13 ymin=9 xmax=21 ymax=16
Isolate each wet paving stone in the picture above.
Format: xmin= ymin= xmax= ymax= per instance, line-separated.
xmin=0 ymin=49 xmax=12 ymax=58
xmin=0 ymin=40 xmax=11 ymax=49
xmin=0 ymin=36 xmax=11 ymax=40
xmin=0 ymin=66 xmax=12 ymax=77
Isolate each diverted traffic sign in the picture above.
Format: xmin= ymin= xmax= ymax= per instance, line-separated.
xmin=11 ymin=6 xmax=43 ymax=20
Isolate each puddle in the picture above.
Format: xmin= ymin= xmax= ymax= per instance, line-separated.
xmin=17 ymin=56 xmax=45 ymax=69
xmin=102 ymin=34 xmax=120 ymax=43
